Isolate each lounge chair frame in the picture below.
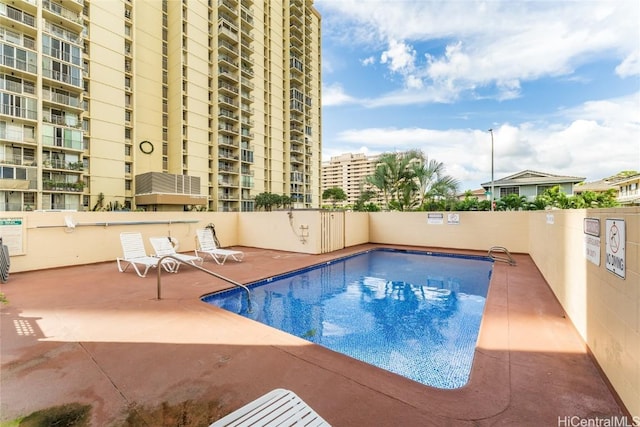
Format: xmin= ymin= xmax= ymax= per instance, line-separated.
xmin=195 ymin=228 xmax=244 ymax=265
xmin=149 ymin=236 xmax=203 ymax=272
xmin=209 ymin=388 xmax=330 ymax=426
xmin=117 ymin=232 xmax=176 ymax=277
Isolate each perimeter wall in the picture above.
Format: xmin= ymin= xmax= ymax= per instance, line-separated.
xmin=0 ymin=208 xmax=637 ymax=417
xmin=527 ymin=207 xmax=639 ymax=419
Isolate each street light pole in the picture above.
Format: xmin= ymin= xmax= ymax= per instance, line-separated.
xmin=488 ymin=129 xmax=494 ymax=212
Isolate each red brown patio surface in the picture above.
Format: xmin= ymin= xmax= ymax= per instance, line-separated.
xmin=0 ymin=244 xmax=628 ymax=426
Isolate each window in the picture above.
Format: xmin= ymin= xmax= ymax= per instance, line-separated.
xmin=25 ymin=192 xmax=35 ymax=206
xmin=500 ymin=187 xmax=519 ymax=197
xmin=1 ymin=28 xmax=21 ymax=45
xmin=536 ymin=185 xmax=555 ymax=195
xmin=0 ymin=166 xmax=13 ymax=178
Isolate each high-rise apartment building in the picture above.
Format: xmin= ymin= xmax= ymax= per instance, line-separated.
xmin=321 ymin=152 xmax=383 ymax=207
xmin=0 ymin=0 xmax=321 ymax=212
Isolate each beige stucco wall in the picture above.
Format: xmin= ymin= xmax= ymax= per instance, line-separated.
xmin=368 ymin=211 xmax=530 ymax=253
xmin=0 ymin=212 xmax=240 ymax=273
xmin=1 ymin=208 xmax=637 ymax=417
xmin=237 ymin=211 xmax=322 ymax=254
xmin=528 ymin=207 xmax=639 ymax=418
xmin=345 ymin=212 xmax=369 ymax=247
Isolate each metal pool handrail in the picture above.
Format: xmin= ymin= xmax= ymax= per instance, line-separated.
xmin=488 ymin=246 xmax=516 ymax=266
xmin=154 ymin=255 xmax=251 ymax=308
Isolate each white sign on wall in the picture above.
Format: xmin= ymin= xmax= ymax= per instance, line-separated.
xmin=605 ymin=218 xmax=625 ymax=279
xmin=583 ymin=218 xmax=600 ymax=266
xmin=584 ymin=235 xmax=601 ymax=266
xmin=447 ymin=213 xmax=460 ymax=225
xmin=0 ymin=218 xmax=24 ymax=255
xmin=427 ymin=213 xmax=444 ymax=225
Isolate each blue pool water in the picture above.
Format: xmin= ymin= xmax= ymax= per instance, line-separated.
xmin=202 ymin=249 xmax=493 ymax=389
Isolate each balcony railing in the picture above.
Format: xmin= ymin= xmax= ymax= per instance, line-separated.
xmin=42 ymin=180 xmax=84 ymax=192
xmin=0 ymin=53 xmax=37 ymax=74
xmin=43 ymin=0 xmax=83 ymax=24
xmin=4 ymin=6 xmax=36 ymax=27
xmin=0 ymin=104 xmax=37 ymax=120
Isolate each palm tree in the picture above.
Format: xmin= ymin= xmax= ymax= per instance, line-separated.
xmin=365 ymin=153 xmax=396 ymax=210
xmin=367 ymin=150 xmax=459 ymax=211
xmin=415 ymin=158 xmax=459 ymax=210
xmin=497 ymin=194 xmax=528 ymax=211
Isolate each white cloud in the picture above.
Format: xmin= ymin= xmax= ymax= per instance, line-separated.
xmin=380 ymin=39 xmax=416 ymax=73
xmin=317 ymin=0 xmax=640 ymax=105
xmin=325 ymin=93 xmax=640 ymax=190
xmin=322 ymin=83 xmax=357 ymax=106
xmin=361 ymin=56 xmax=376 ymax=66
xmin=615 ymin=51 xmax=640 ymax=77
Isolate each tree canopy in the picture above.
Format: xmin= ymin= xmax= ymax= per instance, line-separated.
xmin=254 ymin=192 xmax=291 ymax=211
xmin=322 ymin=187 xmax=347 ymax=208
xmin=365 ymin=150 xmax=459 ymax=211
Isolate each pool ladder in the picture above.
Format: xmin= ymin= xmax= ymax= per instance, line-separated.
xmin=488 ymin=246 xmax=516 ymax=266
xmin=154 ymin=255 xmax=252 ymax=310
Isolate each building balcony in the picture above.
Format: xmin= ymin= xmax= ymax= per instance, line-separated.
xmin=42 ymin=0 xmax=84 ymax=30
xmin=218 ymin=39 xmax=238 ymax=57
xmin=0 ymin=51 xmax=38 ymax=76
xmin=42 ymin=180 xmax=84 ymax=192
xmin=3 ymin=5 xmax=36 ymax=29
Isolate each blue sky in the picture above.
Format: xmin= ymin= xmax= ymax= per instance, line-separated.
xmin=314 ymin=0 xmax=640 ymax=191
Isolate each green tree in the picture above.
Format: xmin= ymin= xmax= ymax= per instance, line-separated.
xmin=353 ymin=190 xmax=380 ymax=212
xmin=416 ymin=158 xmax=460 ymax=210
xmin=454 ymin=191 xmax=480 ymax=211
xmin=322 ymin=187 xmax=347 ymax=209
xmin=572 ymin=189 xmax=618 ymax=208
xmin=541 ymin=186 xmax=571 ymax=209
xmin=365 ymin=152 xmax=400 ymax=210
xmin=92 ymin=192 xmax=105 ymax=211
xmin=496 ymin=194 xmax=528 ymax=211
xmin=279 ymin=194 xmax=292 ymax=209
xmin=365 ymin=150 xmax=459 ymax=211
xmin=530 ymin=186 xmax=619 ymax=210
xmin=254 ymin=192 xmax=281 ymax=211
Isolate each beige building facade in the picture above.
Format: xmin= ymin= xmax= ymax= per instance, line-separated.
xmin=0 ymin=0 xmax=321 ymax=212
xmin=321 ymin=152 xmax=382 ymax=207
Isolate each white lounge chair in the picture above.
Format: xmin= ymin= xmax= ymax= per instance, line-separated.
xmin=116 ymin=232 xmax=176 ymax=277
xmin=209 ymin=388 xmax=330 ymax=427
xmin=195 ymin=228 xmax=244 ymax=265
xmin=149 ymin=236 xmax=203 ymax=272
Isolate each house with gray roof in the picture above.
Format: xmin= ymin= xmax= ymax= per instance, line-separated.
xmin=481 ymin=170 xmax=585 ymax=201
xmin=574 ymin=172 xmax=640 ymax=206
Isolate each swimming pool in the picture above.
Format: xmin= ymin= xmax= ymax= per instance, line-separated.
xmin=202 ymin=249 xmax=493 ymax=389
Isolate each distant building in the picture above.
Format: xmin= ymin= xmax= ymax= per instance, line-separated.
xmin=575 ymin=173 xmax=640 ymax=206
xmin=456 ymin=188 xmax=488 ymax=201
xmin=321 ymin=153 xmax=382 ymax=207
xmin=616 ymin=174 xmax=640 ymax=205
xmin=481 ymin=170 xmax=585 ymax=201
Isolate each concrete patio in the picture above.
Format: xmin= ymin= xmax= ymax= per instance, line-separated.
xmin=0 ymin=244 xmax=629 ymax=426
